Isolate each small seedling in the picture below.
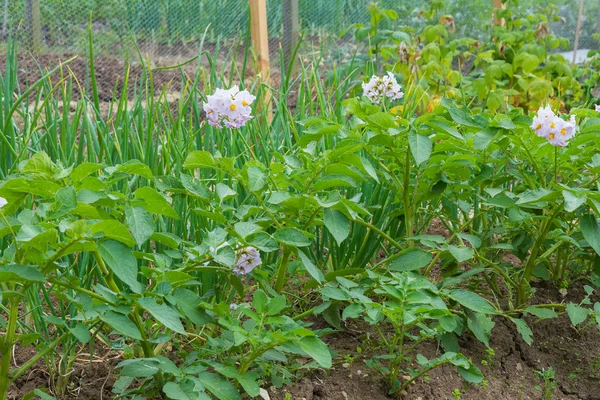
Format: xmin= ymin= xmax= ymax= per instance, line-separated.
xmin=451 ymin=388 xmax=462 ymax=400
xmin=534 ymin=367 xmax=557 ymax=400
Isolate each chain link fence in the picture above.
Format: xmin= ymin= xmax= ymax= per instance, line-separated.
xmin=2 ymin=1 xmax=598 ymax=76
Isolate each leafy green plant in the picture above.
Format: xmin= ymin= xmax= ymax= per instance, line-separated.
xmin=534 ymin=367 xmax=558 ymax=400
xmin=320 ymin=271 xmax=485 ymax=395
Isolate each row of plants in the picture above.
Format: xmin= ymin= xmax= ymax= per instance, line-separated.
xmin=1 ymin=3 xmax=600 ymax=400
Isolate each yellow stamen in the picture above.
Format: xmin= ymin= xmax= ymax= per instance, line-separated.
xmin=550 ymin=122 xmax=555 ymax=128
xmin=536 ymin=124 xmax=542 ymax=130
xmin=561 ymin=128 xmax=566 ymax=136
xmin=242 ymin=100 xmax=248 ymax=106
xmin=230 ymin=104 xmax=237 ymax=111
xmin=549 ymin=133 xmax=555 ymax=139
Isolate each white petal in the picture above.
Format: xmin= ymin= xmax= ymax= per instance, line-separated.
xmin=259 ymin=388 xmax=270 ymax=400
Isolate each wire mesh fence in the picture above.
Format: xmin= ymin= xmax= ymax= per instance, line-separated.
xmin=2 ymin=1 xmax=599 ymax=73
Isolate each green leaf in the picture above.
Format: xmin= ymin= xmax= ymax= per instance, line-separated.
xmin=247 ymin=166 xmax=266 ymax=192
xmin=100 ymin=311 xmax=143 ymax=340
xmin=97 ymin=240 xmax=142 ymax=293
xmin=581 ymin=215 xmax=600 ymax=256
xmin=389 ymin=248 xmax=432 ymax=272
xmin=196 ymin=372 xmax=241 ymax=400
xmin=457 ymin=362 xmax=484 ymax=384
xmin=92 ymin=220 xmax=136 ymax=247
xmin=69 ymin=324 xmax=91 ymax=344
xmin=524 ymin=306 xmax=558 ymax=320
xmin=138 ymin=298 xmax=186 ymax=334
xmin=512 ymin=318 xmax=533 ymax=345
xmin=323 ymin=209 xmax=350 ymax=246
xmin=71 ymin=163 xmax=104 ymax=182
xmin=234 ymin=222 xmax=261 ymax=239
xmin=252 ymin=290 xmax=268 ymax=314
xmin=0 ymin=265 xmax=45 ymax=283
xmin=216 ymin=184 xmax=237 ymax=202
xmin=21 ymin=152 xmax=54 ymax=177
xmin=466 ymin=312 xmax=495 ymax=347
xmin=408 ymin=131 xmax=432 ymax=166
xmin=126 ymin=205 xmax=155 ymax=246
xmin=297 ymin=250 xmax=325 ymax=283
xmin=273 ymin=228 xmax=311 ymax=247
xmin=135 ymin=187 xmax=179 ymax=219
xmin=473 ymin=127 xmax=499 ymax=150
xmin=117 ymin=358 xmax=161 ymax=378
xmin=163 ymin=382 xmax=200 ymax=400
xmin=246 ymin=232 xmax=279 ymax=252
xmin=566 ymin=303 xmax=588 ymax=326
xmin=171 ymin=289 xmax=212 ymax=327
xmin=448 ymin=289 xmax=496 ymax=314
xmin=28 ymin=389 xmax=56 ymax=400
xmin=115 ymin=160 xmax=153 ymax=180
xmin=563 ymin=191 xmax=586 ymax=213
xmin=183 ymin=151 xmax=217 ymax=169
xmin=298 ymin=336 xmax=332 ymax=368
xmin=50 ymin=186 xmax=77 ymax=218
xmin=448 ymin=245 xmax=474 ymax=263
xmin=213 ymin=369 xmax=259 ymax=398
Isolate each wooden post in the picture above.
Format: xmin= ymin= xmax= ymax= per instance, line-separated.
xmin=572 ymin=0 xmax=585 ymax=64
xmin=249 ymin=0 xmax=270 ymax=80
xmin=249 ymin=0 xmax=272 ymax=121
xmin=283 ymin=0 xmax=299 ymax=73
xmin=25 ymin=0 xmax=42 ymax=52
xmin=493 ymin=0 xmax=505 ymax=26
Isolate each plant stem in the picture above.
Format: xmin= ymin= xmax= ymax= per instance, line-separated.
xmin=554 ymin=146 xmax=558 ymax=184
xmin=516 ymin=205 xmax=563 ymax=307
xmin=0 ymin=297 xmax=19 ymax=399
xmin=10 ymin=333 xmax=69 ymax=380
xmin=403 ymin=148 xmax=413 ymax=239
xmin=274 ymin=247 xmax=292 ymax=293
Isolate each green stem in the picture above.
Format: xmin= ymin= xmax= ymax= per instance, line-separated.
xmin=0 ymin=298 xmax=19 ymax=399
xmin=92 ymin=250 xmax=120 ymax=293
xmin=554 ymin=146 xmax=558 ymax=185
xmin=352 ymin=218 xmax=404 ymax=252
xmin=48 ymin=278 xmax=116 ymax=306
xmin=402 ymin=149 xmax=412 ymax=239
xmin=274 ymin=247 xmax=292 ymax=293
xmin=10 ymin=333 xmax=69 ymax=381
xmin=398 ymin=361 xmax=452 ymax=393
xmin=516 ymin=205 xmax=563 ymax=307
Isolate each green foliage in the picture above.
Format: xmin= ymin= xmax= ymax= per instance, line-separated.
xmin=2 ymin=3 xmax=600 ymax=398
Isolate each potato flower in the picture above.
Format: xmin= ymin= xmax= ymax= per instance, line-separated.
xmin=203 ymin=86 xmax=255 ymax=129
xmin=596 ymin=104 xmax=600 ymax=112
xmin=0 ymin=197 xmax=6 ymax=208
xmin=233 ymin=246 xmax=262 ymax=276
xmin=362 ymin=72 xmax=403 ymax=104
xmin=530 ymin=106 xmax=576 ymax=147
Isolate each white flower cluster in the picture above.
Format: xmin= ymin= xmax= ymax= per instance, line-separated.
xmin=596 ymin=104 xmax=600 ymax=112
xmin=362 ymin=72 xmax=404 ymax=104
xmin=203 ymin=86 xmax=256 ymax=129
xmin=530 ymin=105 xmax=576 ymax=147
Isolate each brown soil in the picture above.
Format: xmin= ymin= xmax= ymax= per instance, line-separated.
xmin=8 ymin=344 xmax=119 ymax=400
xmin=0 ymin=52 xmax=188 ymax=102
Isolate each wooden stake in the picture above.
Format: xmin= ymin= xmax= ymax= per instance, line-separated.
xmin=249 ymin=0 xmax=272 ymax=122
xmin=493 ymin=0 xmax=505 ymax=26
xmin=25 ymin=0 xmax=41 ymax=52
xmin=249 ymin=0 xmax=270 ymax=81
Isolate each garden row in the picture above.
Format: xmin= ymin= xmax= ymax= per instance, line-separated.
xmin=1 ymin=3 xmax=600 ymax=400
